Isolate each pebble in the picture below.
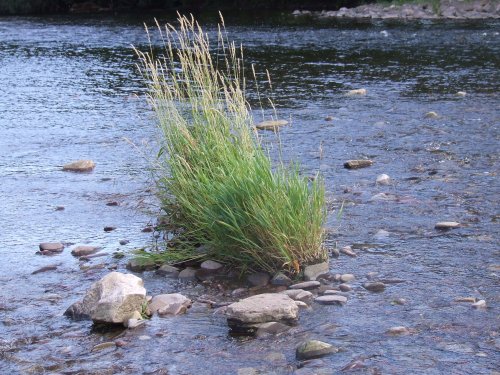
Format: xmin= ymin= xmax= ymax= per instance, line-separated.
xmin=325 ymin=116 xmax=334 ymax=121
xmin=289 ymin=281 xmax=321 ymax=290
xmin=119 ymin=240 xmax=129 ymax=245
xmin=315 ymin=295 xmax=347 ymax=305
xmin=106 ymin=201 xmax=119 ymax=206
xmin=392 ymin=298 xmax=407 ymax=305
xmin=330 ymin=248 xmax=340 ymax=258
xmin=362 ymin=282 xmax=386 ymax=293
xmin=200 ymin=260 xmax=223 ymax=272
xmin=456 ymin=91 xmax=467 ymax=97
xmin=346 ymin=88 xmax=367 ymax=96
xmin=104 ymin=226 xmax=116 ymax=232
xmin=454 ymin=297 xmax=477 ymax=303
xmin=71 ymin=245 xmax=100 ymax=257
xmin=344 ymin=159 xmax=373 ymax=169
xmin=138 ymin=335 xmax=151 ymax=340
xmin=425 ymin=111 xmax=439 ymax=118
xmin=472 ymin=300 xmax=486 ymax=309
xmin=62 ymin=159 xmax=95 ymax=172
xmin=340 ymin=274 xmax=355 ymax=283
xmin=339 ymin=283 xmax=352 ymax=292
xmin=376 ymin=173 xmax=391 ymax=185
xmin=296 ymin=340 xmax=338 ymax=360
xmin=55 ymin=206 xmax=65 ymax=211
xmin=435 ymin=221 xmax=460 ymax=230
xmin=387 ymin=326 xmax=410 ymax=335
xmin=340 ymin=246 xmax=357 ymax=257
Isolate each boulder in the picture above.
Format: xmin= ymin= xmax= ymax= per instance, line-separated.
xmin=65 ymin=272 xmax=146 ymax=324
xmin=296 ymin=340 xmax=338 ymax=360
xmin=226 ymin=293 xmax=298 ymax=333
xmin=149 ymin=293 xmax=191 ymax=316
xmin=315 ymin=295 xmax=347 ymax=305
xmin=62 ymin=160 xmax=95 ymax=172
xmin=303 ymin=262 xmax=329 ymax=281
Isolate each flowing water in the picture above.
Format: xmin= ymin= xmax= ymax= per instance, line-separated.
xmin=0 ymin=13 xmax=499 ymax=374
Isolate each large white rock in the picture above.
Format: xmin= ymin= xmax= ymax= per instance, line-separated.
xmin=226 ymin=293 xmax=298 ymax=325
xmin=76 ymin=272 xmax=146 ymax=324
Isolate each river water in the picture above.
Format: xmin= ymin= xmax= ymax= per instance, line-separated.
xmin=0 ymin=13 xmax=498 ymax=374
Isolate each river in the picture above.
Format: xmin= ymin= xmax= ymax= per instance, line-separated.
xmin=0 ymin=13 xmax=498 ymax=374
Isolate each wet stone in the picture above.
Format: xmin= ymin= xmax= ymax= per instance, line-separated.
xmin=155 ymin=264 xmax=180 ymax=278
xmin=339 ymin=284 xmax=353 ymax=292
xmin=92 ymin=342 xmax=115 ymax=352
xmin=340 ymin=274 xmax=355 ymax=283
xmin=303 ymin=262 xmax=329 ymax=281
xmin=281 ymin=289 xmax=314 ymax=305
xmin=346 ymin=88 xmax=367 ymax=96
xmin=289 ymin=281 xmax=320 ymax=290
xmin=296 ymin=340 xmax=338 ymax=360
xmin=472 ymin=300 xmax=487 ymax=309
xmin=270 ymin=272 xmax=292 ymax=286
xmin=376 ymin=173 xmax=391 ymax=185
xmin=255 ymin=119 xmax=288 ymax=130
xmin=62 ymin=159 xmax=95 ymax=172
xmin=344 ymin=159 xmax=373 ymax=169
xmin=149 ymin=293 xmax=191 ymax=316
xmin=454 ymin=297 xmax=477 ymax=303
xmin=200 ymin=260 xmax=223 ymax=272
xmin=39 ymin=242 xmax=64 ymax=253
xmin=32 ymin=265 xmax=58 ymax=274
xmin=247 ymin=272 xmax=270 ymax=287
xmin=340 ymin=246 xmax=357 ymax=257
xmin=71 ymin=245 xmax=100 ymax=257
xmin=363 ymin=282 xmax=386 ymax=293
xmin=104 ymin=226 xmax=116 ymax=232
xmin=119 ymin=240 xmax=129 ymax=245
xmin=126 ymin=258 xmax=157 ymax=272
xmin=178 ymin=267 xmax=197 ymax=281
xmin=315 ymin=295 xmax=347 ymax=305
xmin=387 ymin=326 xmax=410 ymax=335
xmin=435 ymin=221 xmax=460 ymax=230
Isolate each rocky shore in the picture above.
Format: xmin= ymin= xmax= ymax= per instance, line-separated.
xmin=293 ymin=0 xmax=500 ymax=19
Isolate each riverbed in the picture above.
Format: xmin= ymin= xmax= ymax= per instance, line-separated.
xmin=0 ymin=13 xmax=498 ymax=374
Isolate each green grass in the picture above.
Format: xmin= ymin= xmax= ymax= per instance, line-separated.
xmin=134 ymin=14 xmax=327 ymax=275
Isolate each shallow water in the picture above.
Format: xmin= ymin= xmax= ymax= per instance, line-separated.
xmin=0 ymin=13 xmax=499 ymax=374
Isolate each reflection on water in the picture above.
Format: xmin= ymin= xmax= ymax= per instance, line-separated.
xmin=0 ymin=13 xmax=498 ymax=374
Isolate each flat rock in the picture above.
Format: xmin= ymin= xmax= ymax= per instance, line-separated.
xmin=315 ymin=295 xmax=347 ymax=305
xmin=71 ymin=245 xmax=100 ymax=257
xmin=255 ymin=119 xmax=288 ymax=130
xmin=32 ymin=265 xmax=58 ymax=274
xmin=387 ymin=326 xmax=410 ymax=335
xmin=155 ymin=264 xmax=180 ymax=278
xmin=39 ymin=242 xmax=64 ymax=253
xmin=296 ymin=340 xmax=338 ymax=360
xmin=289 ymin=281 xmax=320 ymax=290
xmin=126 ymin=258 xmax=156 ymax=272
xmin=435 ymin=221 xmax=460 ymax=230
xmin=344 ymin=159 xmax=373 ymax=169
xmin=200 ymin=260 xmax=223 ymax=272
xmin=62 ymin=159 xmax=95 ymax=172
xmin=247 ymin=272 xmax=270 ymax=287
xmin=92 ymin=342 xmax=115 ymax=352
xmin=339 ymin=283 xmax=352 ymax=292
xmin=303 ymin=262 xmax=329 ymax=281
xmin=149 ymin=293 xmax=191 ymax=316
xmin=270 ymin=272 xmax=292 ymax=286
xmin=363 ymin=282 xmax=386 ymax=293
xmin=346 ymin=88 xmax=367 ymax=96
xmin=255 ymin=321 xmax=291 ymax=336
xmin=281 ymin=289 xmax=314 ymax=304
xmin=454 ymin=297 xmax=477 ymax=303
xmin=66 ymin=272 xmax=146 ymax=324
xmin=425 ymin=111 xmax=439 ymax=118
xmin=340 ymin=246 xmax=357 ymax=257
xmin=226 ymin=293 xmax=298 ymax=325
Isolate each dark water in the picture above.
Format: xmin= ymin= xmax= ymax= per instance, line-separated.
xmin=0 ymin=13 xmax=499 ymax=374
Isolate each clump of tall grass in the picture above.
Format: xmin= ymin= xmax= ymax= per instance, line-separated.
xmin=135 ymin=14 xmax=326 ymax=275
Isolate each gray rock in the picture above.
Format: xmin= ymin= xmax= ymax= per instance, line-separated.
xmin=296 ymin=340 xmax=338 ymax=360
xmin=32 ymin=265 xmax=58 ymax=275
xmin=200 ymin=260 xmax=223 ymax=272
xmin=226 ymin=293 xmax=298 ymax=329
xmin=346 ymin=88 xmax=367 ymax=96
xmin=149 ymin=293 xmax=191 ymax=316
xmin=340 ymin=274 xmax=355 ymax=283
xmin=178 ymin=267 xmax=197 ymax=281
xmin=91 ymin=342 xmax=115 ymax=352
xmin=339 ymin=283 xmax=352 ymax=292
xmin=331 ymin=248 xmax=340 ymax=258
xmin=62 ymin=159 xmax=95 ymax=172
xmin=376 ymin=173 xmax=391 ymax=185
xmin=472 ymin=300 xmax=487 ymax=309
xmin=67 ymin=272 xmax=146 ymax=324
xmin=71 ymin=245 xmax=100 ymax=257
xmin=255 ymin=321 xmax=291 ymax=336
xmin=425 ymin=111 xmax=439 ymax=119
xmin=303 ymin=262 xmax=329 ymax=281
xmin=363 ymin=282 xmax=386 ymax=293
xmin=295 ymin=301 xmax=309 ymax=308
xmin=289 ymin=281 xmax=320 ymax=290
xmin=155 ymin=264 xmax=180 ymax=278
xmin=281 ymin=289 xmax=314 ymax=304
xmin=247 ymin=272 xmax=270 ymax=287
xmin=64 ymin=300 xmax=91 ymax=320
xmin=340 ymin=246 xmax=357 ymax=257
xmin=387 ymin=326 xmax=410 ymax=335
xmin=435 ymin=221 xmax=460 ymax=230
xmin=315 ymin=295 xmax=347 ymax=305
xmin=126 ymin=258 xmax=156 ymax=272
xmin=39 ymin=242 xmax=64 ymax=253
xmin=270 ymin=272 xmax=292 ymax=286
xmin=255 ymin=119 xmax=288 ymax=131
xmin=344 ymin=159 xmax=373 ymax=169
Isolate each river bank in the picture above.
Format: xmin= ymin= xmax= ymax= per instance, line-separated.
xmin=294 ymin=0 xmax=500 ymax=19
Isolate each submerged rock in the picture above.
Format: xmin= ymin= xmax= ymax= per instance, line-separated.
xmin=32 ymin=265 xmax=58 ymax=274
xmin=303 ymin=262 xmax=329 ymax=281
xmin=178 ymin=267 xmax=197 ymax=281
xmin=425 ymin=111 xmax=439 ymax=119
xmin=296 ymin=340 xmax=338 ymax=360
xmin=126 ymin=258 xmax=156 ymax=272
xmin=340 ymin=246 xmax=357 ymax=257
xmin=344 ymin=159 xmax=373 ymax=169
xmin=435 ymin=221 xmax=460 ymax=230
xmin=363 ymin=282 xmax=386 ymax=293
xmin=346 ymin=88 xmax=367 ymax=96
xmin=247 ymin=272 xmax=270 ymax=287
xmin=39 ymin=242 xmax=64 ymax=254
xmin=62 ymin=159 xmax=95 ymax=172
xmin=71 ymin=245 xmax=100 ymax=257
xmin=149 ymin=293 xmax=191 ymax=316
xmin=387 ymin=326 xmax=410 ymax=335
xmin=226 ymin=293 xmax=298 ymax=333
xmin=65 ymin=272 xmax=146 ymax=324
xmin=376 ymin=173 xmax=391 ymax=185
xmin=315 ymin=295 xmax=347 ymax=305
xmin=270 ymin=272 xmax=293 ymax=286
xmin=255 ymin=119 xmax=288 ymax=130
xmin=155 ymin=264 xmax=180 ymax=278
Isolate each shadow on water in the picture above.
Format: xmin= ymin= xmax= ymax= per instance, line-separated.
xmin=0 ymin=12 xmax=498 ymax=374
